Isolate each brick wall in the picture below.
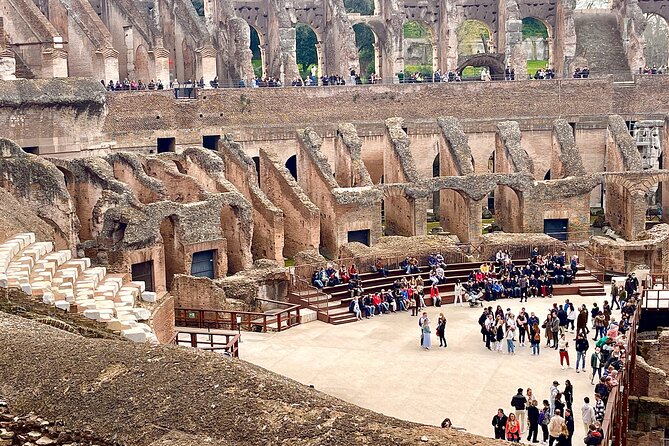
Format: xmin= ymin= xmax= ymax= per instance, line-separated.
xmin=150 ymin=294 xmax=175 ymax=344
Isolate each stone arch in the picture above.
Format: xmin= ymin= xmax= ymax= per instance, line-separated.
xmin=295 ymin=23 xmax=321 ymax=80
xmin=643 ymin=13 xmax=669 ymax=68
xmin=249 ymin=25 xmax=265 ymax=78
xmin=456 ymin=53 xmax=506 ymax=78
xmin=135 ymin=44 xmax=150 ymax=82
xmin=285 ymin=154 xmax=297 ymax=180
xmin=403 ymin=20 xmax=436 ymax=78
xmin=522 ymin=17 xmax=553 ymax=73
xmin=353 ymin=23 xmax=379 ymax=77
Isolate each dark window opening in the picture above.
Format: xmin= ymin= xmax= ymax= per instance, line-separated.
xmin=202 ymin=135 xmax=220 ymax=150
xmin=348 ymin=229 xmax=370 ymax=246
xmin=131 ymin=260 xmax=155 ymax=292
xmin=23 ymin=146 xmax=39 ymax=155
xmin=157 ymin=137 xmax=176 ymax=153
xmin=191 ymin=250 xmax=216 ymax=279
xmin=544 ymin=219 xmax=568 ymax=241
xmin=285 ymin=154 xmax=297 ymax=180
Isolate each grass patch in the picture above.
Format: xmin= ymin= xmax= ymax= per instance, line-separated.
xmin=427 ymin=221 xmax=442 ymax=234
xmin=284 ymin=258 xmax=295 ymax=267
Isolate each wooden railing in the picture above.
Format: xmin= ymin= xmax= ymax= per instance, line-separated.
xmin=173 ymin=327 xmax=240 ymax=357
xmin=600 ymin=296 xmax=641 ymax=446
xmin=175 ymin=298 xmax=301 ymax=333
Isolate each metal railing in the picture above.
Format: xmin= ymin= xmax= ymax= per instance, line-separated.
xmin=173 ymin=327 xmax=240 ymax=357
xmin=175 ymin=298 xmax=301 ymax=333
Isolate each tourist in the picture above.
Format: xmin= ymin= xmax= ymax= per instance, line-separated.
xmin=440 ymin=418 xmax=452 ymax=428
xmin=558 ymin=333 xmax=570 ymax=368
xmin=454 ymin=279 xmax=464 ymax=306
xmin=349 ymin=298 xmax=362 ymax=320
xmin=527 ymin=399 xmax=540 ymax=443
xmin=491 ymin=408 xmax=508 ymax=440
xmin=584 ymin=424 xmax=603 ymax=445
xmin=506 ymin=325 xmax=516 ymax=354
xmin=510 ymin=388 xmax=527 ymax=434
xmin=590 ymin=348 xmax=602 ymax=384
xmin=517 ymin=310 xmax=528 ymax=347
xmin=563 ymin=380 xmax=574 ymax=411
xmin=485 ymin=313 xmax=495 ymax=350
xmin=548 ymin=408 xmax=564 ymax=446
xmin=558 ymin=417 xmax=570 ymax=446
xmin=593 ymin=393 xmax=605 ymax=423
xmin=431 ymin=283 xmax=441 ymax=307
xmin=566 ymin=303 xmax=576 ymax=332
xmin=554 ymin=393 xmax=565 ymax=418
xmin=582 ymin=397 xmax=596 ymax=434
xmin=506 ymin=412 xmax=521 ymax=442
xmin=421 ymin=318 xmax=432 ymax=350
xmin=576 ymin=304 xmax=589 ymax=338
xmin=436 ymin=312 xmax=447 ymax=347
xmin=549 ymin=381 xmax=560 ymax=415
xmin=575 ymin=333 xmax=589 ymax=373
xmin=551 ymin=313 xmax=560 ymax=349
xmin=531 ymin=322 xmax=541 ymax=355
xmin=539 ymin=400 xmax=551 ymax=443
xmin=495 ymin=315 xmax=505 ymax=352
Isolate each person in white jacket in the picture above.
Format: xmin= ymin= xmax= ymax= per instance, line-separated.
xmin=581 ymin=396 xmax=596 ymax=435
xmin=454 ymin=280 xmax=464 ymax=306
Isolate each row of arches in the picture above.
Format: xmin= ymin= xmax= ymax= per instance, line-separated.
xmin=246 ymin=18 xmax=553 ymax=81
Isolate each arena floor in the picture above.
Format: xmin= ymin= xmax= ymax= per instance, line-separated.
xmin=241 ymin=291 xmax=613 ymax=443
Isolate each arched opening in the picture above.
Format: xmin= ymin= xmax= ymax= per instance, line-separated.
xmin=249 ymin=26 xmax=264 ymax=78
xmin=522 ymin=17 xmax=550 ymax=77
xmin=344 ymin=0 xmax=374 ymax=15
xmin=544 ymin=169 xmax=551 ymax=180
xmin=431 ymin=154 xmax=440 ymax=229
xmin=135 ymin=44 xmax=150 ymax=82
xmin=295 ymin=23 xmax=319 ymax=82
xmin=252 ymin=156 xmax=260 ymax=187
xmin=285 ymin=154 xmax=297 ymax=180
xmin=180 ymin=37 xmax=196 ymax=82
xmin=456 ymin=20 xmax=494 ymax=79
xmin=353 ymin=23 xmax=378 ymax=79
xmin=643 ymin=13 xmax=669 ymax=70
xmin=403 ymin=21 xmax=434 ymax=81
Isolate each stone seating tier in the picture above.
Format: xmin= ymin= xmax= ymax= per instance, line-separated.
xmin=0 ymin=233 xmax=158 ymax=343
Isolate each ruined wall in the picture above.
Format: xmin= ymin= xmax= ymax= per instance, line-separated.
xmin=258 ymin=148 xmax=320 ymax=257
xmin=494 ymin=121 xmax=528 ymax=233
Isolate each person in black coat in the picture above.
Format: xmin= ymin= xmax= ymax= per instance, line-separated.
xmin=491 ymin=408 xmax=508 ymax=440
xmin=527 ymin=400 xmax=540 ymax=443
xmin=564 ymin=408 xmax=575 ymax=446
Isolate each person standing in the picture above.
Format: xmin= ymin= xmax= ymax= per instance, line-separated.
xmin=492 ymin=408 xmax=508 ymax=440
xmin=506 ymin=326 xmax=516 ymax=355
xmin=527 ymin=399 xmax=540 ymax=443
xmin=496 ymin=315 xmax=505 ymax=353
xmin=436 ymin=313 xmax=447 ymax=347
xmin=593 ymin=393 xmax=605 ymax=423
xmin=610 ymin=280 xmax=621 ymax=310
xmin=575 ymin=334 xmax=589 ymax=373
xmin=421 ymin=319 xmax=432 ymax=350
xmin=563 ymin=380 xmax=574 ymax=412
xmin=576 ymin=304 xmax=589 ymax=338
xmin=510 ymin=388 xmax=528 ymax=434
xmin=590 ymin=348 xmax=602 ymax=384
xmin=581 ymin=397 xmax=596 ymax=434
xmin=531 ymin=322 xmax=541 ymax=355
xmin=539 ymin=400 xmax=551 ymax=444
xmin=517 ymin=311 xmax=528 ymax=347
xmin=551 ymin=315 xmax=560 ymax=349
xmin=558 ymin=334 xmax=570 ymax=369
xmin=548 ymin=408 xmax=565 ymax=446
xmin=549 ymin=381 xmax=560 ymax=415
xmin=454 ymin=280 xmax=464 ymax=306
xmin=506 ymin=413 xmax=521 ymax=442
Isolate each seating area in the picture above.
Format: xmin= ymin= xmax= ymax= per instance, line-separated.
xmin=294 ymin=259 xmax=606 ymax=325
xmin=0 ymin=233 xmax=159 ymax=343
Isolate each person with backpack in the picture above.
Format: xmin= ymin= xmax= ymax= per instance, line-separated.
xmin=531 ymin=322 xmax=541 ymax=355
xmin=539 ymin=400 xmax=551 ymax=444
xmin=510 ymin=388 xmax=528 ymax=434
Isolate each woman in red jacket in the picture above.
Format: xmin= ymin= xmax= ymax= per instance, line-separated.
xmin=506 ymin=412 xmax=521 ymax=442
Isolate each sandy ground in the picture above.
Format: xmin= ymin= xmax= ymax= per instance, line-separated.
xmin=239 ymin=291 xmax=615 ymax=443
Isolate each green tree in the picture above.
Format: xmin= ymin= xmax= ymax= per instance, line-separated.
xmin=354 ymin=24 xmax=375 ymax=74
xmin=344 ymin=0 xmax=374 ymax=15
xmin=521 ymin=17 xmax=548 ymax=39
xmin=295 ymin=24 xmax=318 ymax=77
xmin=457 ymin=20 xmax=490 ymax=55
xmin=403 ymin=21 xmax=430 ymax=38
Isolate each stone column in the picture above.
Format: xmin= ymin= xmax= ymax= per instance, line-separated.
xmin=99 ymin=47 xmax=120 ymax=83
xmin=42 ymin=47 xmax=68 ymax=78
xmin=315 ymin=41 xmax=324 ymax=78
xmin=151 ymin=43 xmax=171 ymax=85
xmin=259 ymin=44 xmax=268 ymax=78
xmin=196 ymin=44 xmax=218 ymax=85
xmin=373 ymin=42 xmax=381 ymax=76
xmin=0 ymin=49 xmax=16 ymax=80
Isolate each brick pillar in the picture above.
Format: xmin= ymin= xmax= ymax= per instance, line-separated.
xmin=99 ymin=47 xmax=119 ymax=84
xmin=196 ymin=44 xmax=217 ymax=86
xmin=151 ymin=44 xmax=170 ymax=85
xmin=0 ymin=48 xmax=16 ymax=80
xmin=42 ymin=47 xmax=68 ymax=78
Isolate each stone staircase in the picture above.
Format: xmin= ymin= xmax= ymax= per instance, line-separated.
xmin=0 ymin=233 xmax=158 ymax=342
xmin=574 ymin=11 xmax=632 ymax=81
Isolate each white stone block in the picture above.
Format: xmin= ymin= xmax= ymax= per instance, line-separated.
xmin=20 ymin=282 xmax=32 ymax=295
xmin=54 ymin=300 xmax=70 ymax=312
xmin=0 ymin=274 xmax=6 ymax=288
xmin=121 ymin=327 xmax=148 ymax=343
xmin=42 ymin=292 xmax=55 ymax=305
xmin=83 ymin=309 xmax=101 ymax=320
xmin=141 ymin=291 xmax=157 ymax=303
xmin=133 ymin=308 xmax=151 ymax=321
xmin=131 ymin=281 xmax=146 ymax=293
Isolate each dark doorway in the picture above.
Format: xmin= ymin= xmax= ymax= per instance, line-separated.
xmin=544 ymin=170 xmax=551 ymax=180
xmin=544 ymin=218 xmax=568 ymax=241
xmin=252 ymin=156 xmax=260 ymax=187
xmin=131 ymin=261 xmax=155 ymax=292
xmin=157 ymin=137 xmax=176 ymax=153
xmin=22 ymin=146 xmax=39 ymax=155
xmin=191 ymin=249 xmax=216 ymax=279
xmin=348 ymin=229 xmax=370 ymax=246
xmin=202 ymin=135 xmax=220 ymax=150
xmin=285 ymin=154 xmax=297 ymax=180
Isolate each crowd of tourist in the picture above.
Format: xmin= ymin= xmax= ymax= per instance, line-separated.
xmin=572 ymin=67 xmax=590 ymax=78
xmin=487 ymin=273 xmax=640 ymax=445
xmin=639 ymin=65 xmax=667 ymax=75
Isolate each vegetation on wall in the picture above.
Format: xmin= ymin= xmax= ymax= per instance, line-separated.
xmin=343 ymin=0 xmax=374 ymax=15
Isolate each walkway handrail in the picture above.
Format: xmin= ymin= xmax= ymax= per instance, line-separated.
xmin=173 ymin=327 xmax=240 ymax=357
xmin=175 ymin=301 xmax=301 ymax=333
xmin=600 ymin=296 xmax=641 ymax=446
